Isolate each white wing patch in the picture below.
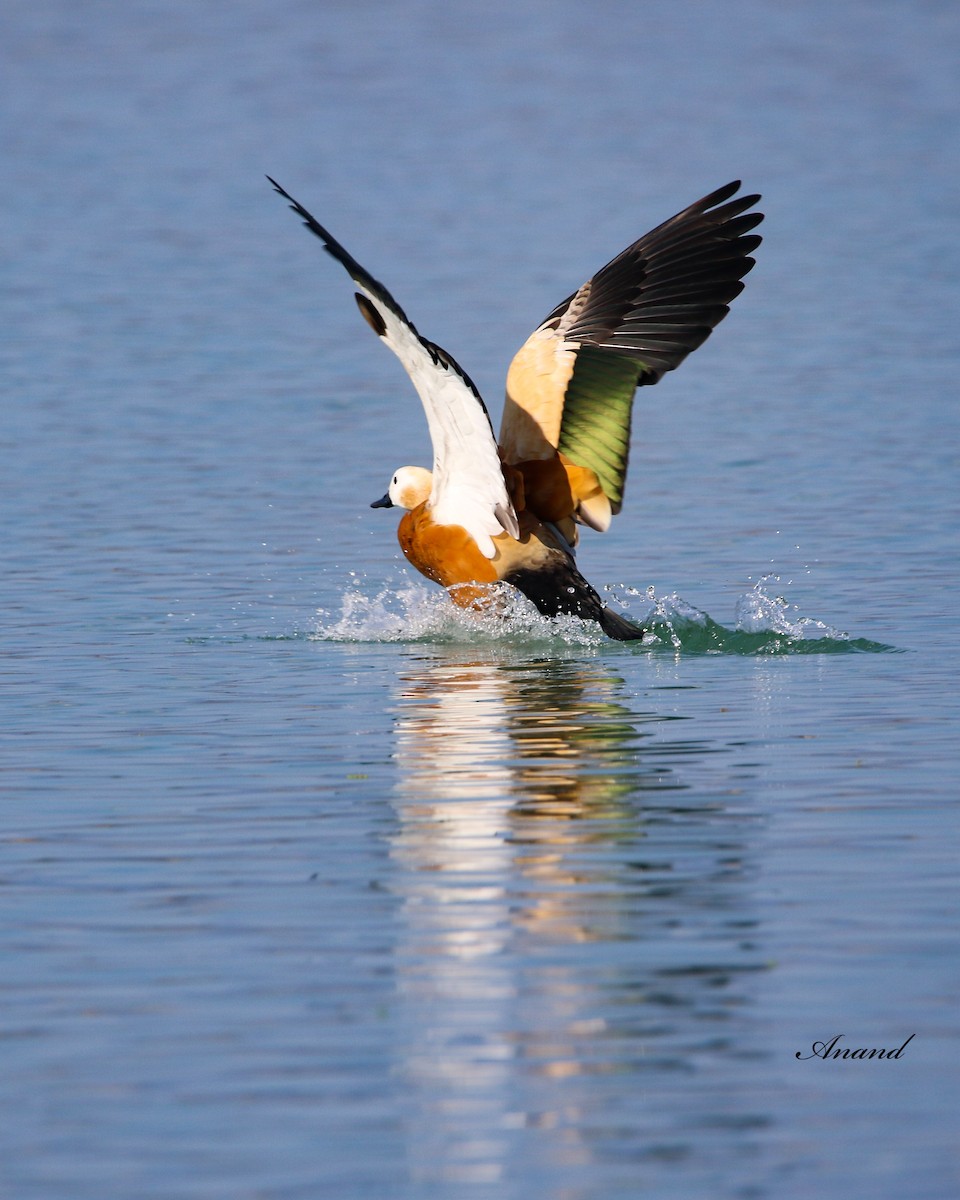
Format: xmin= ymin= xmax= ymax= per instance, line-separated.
xmin=360 ymin=286 xmax=519 ymax=556
xmin=267 ymin=178 xmax=519 ymax=557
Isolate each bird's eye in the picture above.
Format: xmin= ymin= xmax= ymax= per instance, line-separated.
xmin=393 ymin=475 xmax=398 ymax=484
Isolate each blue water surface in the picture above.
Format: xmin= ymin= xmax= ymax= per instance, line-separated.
xmin=2 ymin=1 xmax=959 ymax=1197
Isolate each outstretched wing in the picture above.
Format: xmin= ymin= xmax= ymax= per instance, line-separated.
xmin=269 ymin=178 xmax=519 ymax=556
xmin=499 ymin=181 xmax=763 ymax=528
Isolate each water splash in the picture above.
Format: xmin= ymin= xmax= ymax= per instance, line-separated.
xmin=734 ymin=574 xmax=845 ymax=639
xmin=312 ymin=578 xmax=896 ymax=655
xmin=314 ymin=582 xmax=608 ymax=648
xmin=633 ymin=579 xmax=895 ymax=655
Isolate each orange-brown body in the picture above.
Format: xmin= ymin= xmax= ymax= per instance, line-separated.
xmin=398 ymin=504 xmax=561 ymax=599
xmin=512 ymin=456 xmax=610 ymax=540
xmin=396 ymin=471 xmax=642 ymax=639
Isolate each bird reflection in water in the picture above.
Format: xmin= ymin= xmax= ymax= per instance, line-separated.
xmin=393 ymin=653 xmax=655 ymax=807
xmin=391 ymin=655 xmax=660 ymax=946
xmin=390 ymin=655 xmax=651 ymax=1184
xmin=386 ymin=654 xmax=764 ymax=1187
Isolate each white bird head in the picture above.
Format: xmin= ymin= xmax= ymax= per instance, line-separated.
xmin=370 ymin=465 xmax=433 ymax=511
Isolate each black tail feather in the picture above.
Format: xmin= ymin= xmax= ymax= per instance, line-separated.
xmin=598 ymin=605 xmax=645 ymax=641
xmin=504 ymin=564 xmax=644 ymax=641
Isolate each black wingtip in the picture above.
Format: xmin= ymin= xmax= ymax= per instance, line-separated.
xmin=266 ymin=175 xmax=295 ymax=206
xmin=266 ymin=176 xmax=413 ymax=328
xmin=267 ymin=175 xmax=336 ymax=245
xmin=713 ymin=180 xmax=742 ymax=204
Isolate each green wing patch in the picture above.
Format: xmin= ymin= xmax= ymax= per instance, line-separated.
xmin=556 ymin=347 xmax=642 ymax=513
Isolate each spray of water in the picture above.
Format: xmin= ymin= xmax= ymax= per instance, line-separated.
xmin=311 ymin=574 xmax=894 ymax=655
xmin=315 ymin=581 xmax=609 ymax=647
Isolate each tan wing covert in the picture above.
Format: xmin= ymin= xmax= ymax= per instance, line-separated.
xmin=499 ymin=181 xmax=763 ymax=529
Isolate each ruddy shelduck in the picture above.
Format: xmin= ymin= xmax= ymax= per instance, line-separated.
xmin=269 ymin=178 xmax=763 ymax=639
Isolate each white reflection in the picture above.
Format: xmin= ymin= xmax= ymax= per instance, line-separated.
xmin=388 ymin=654 xmax=644 ymax=1185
